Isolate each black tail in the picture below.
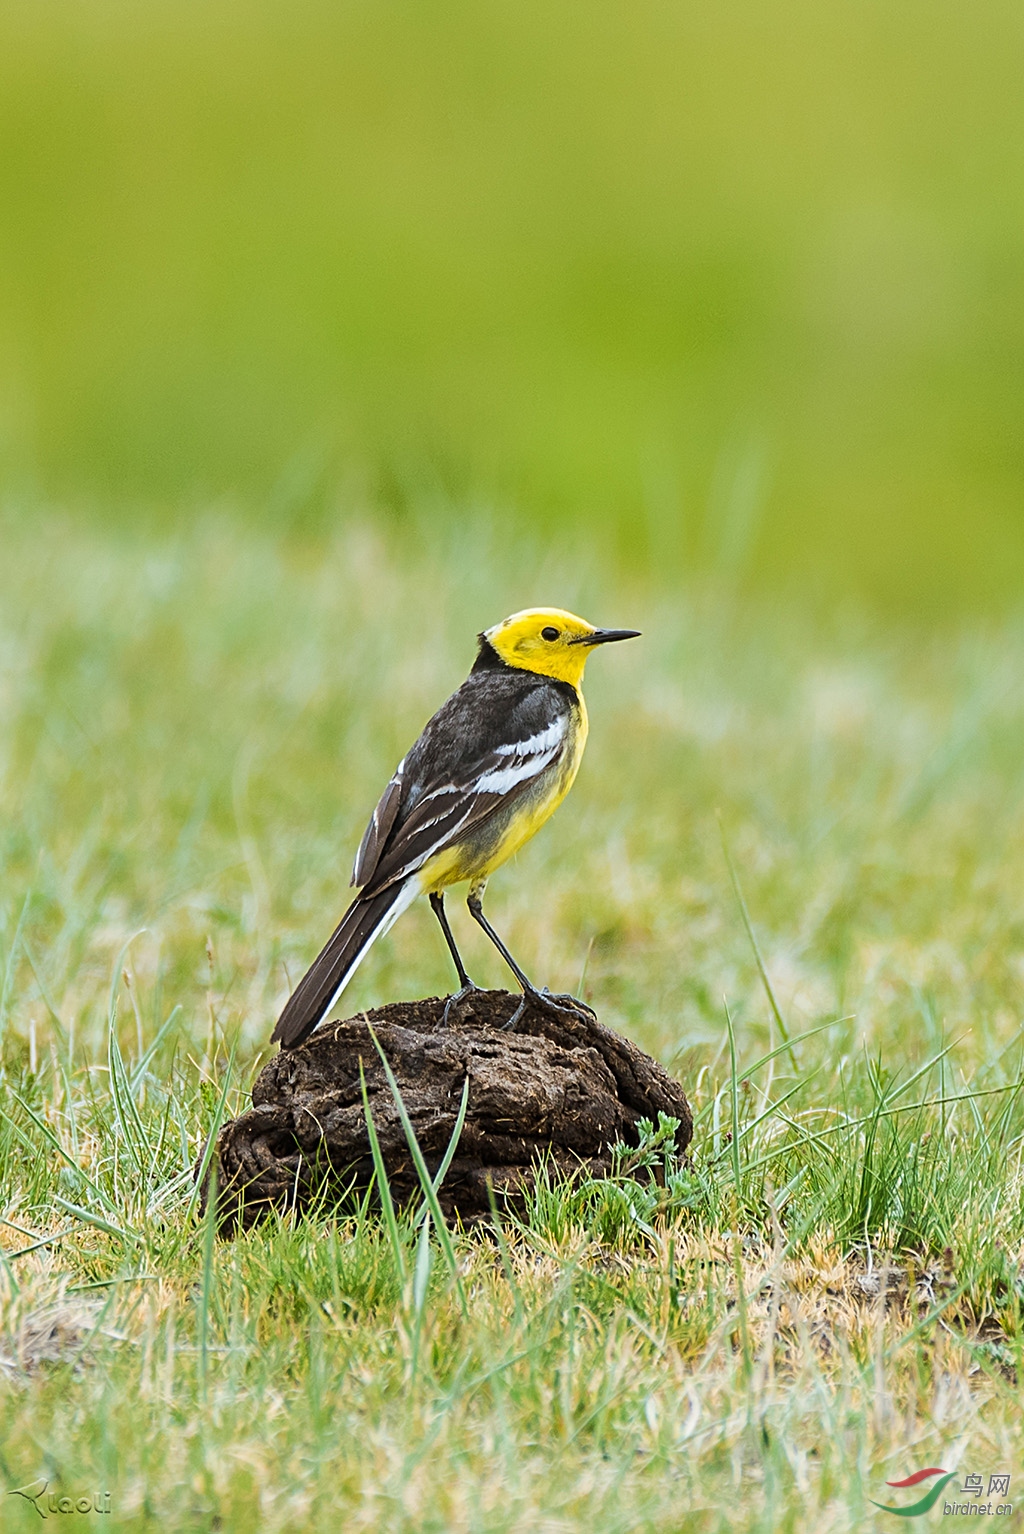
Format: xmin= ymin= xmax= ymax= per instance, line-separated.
xmin=271 ymin=883 xmax=410 ymax=1050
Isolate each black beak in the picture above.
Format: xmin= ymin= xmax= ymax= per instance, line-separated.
xmin=571 ymin=628 xmax=641 ymax=646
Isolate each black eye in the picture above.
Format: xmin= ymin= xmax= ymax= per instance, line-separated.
xmin=541 ymin=626 xmax=559 ymax=641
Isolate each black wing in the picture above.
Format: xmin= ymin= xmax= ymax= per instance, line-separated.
xmin=351 ymin=765 xmax=404 ymax=887
xmin=351 ymin=669 xmax=573 ymax=896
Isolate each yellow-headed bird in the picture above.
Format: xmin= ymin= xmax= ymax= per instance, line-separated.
xmin=271 ymin=608 xmax=639 ymax=1049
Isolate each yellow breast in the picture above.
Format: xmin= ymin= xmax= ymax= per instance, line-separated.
xmin=421 ymin=692 xmax=588 ymax=891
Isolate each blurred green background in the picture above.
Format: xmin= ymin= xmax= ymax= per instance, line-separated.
xmin=2 ymin=0 xmax=1023 ymax=612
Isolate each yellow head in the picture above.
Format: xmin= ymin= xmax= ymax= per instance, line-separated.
xmin=480 ymin=608 xmax=640 ymax=687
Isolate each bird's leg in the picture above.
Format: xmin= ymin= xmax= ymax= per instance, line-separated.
xmin=430 ymin=891 xmax=472 ymax=986
xmin=465 ymin=890 xmax=595 ymax=1032
xmin=430 ymin=892 xmax=481 ymax=1023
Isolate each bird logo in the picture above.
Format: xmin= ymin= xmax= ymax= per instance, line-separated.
xmin=271 ymin=607 xmax=639 ymax=1048
xmin=871 ymin=1468 xmax=957 ymax=1517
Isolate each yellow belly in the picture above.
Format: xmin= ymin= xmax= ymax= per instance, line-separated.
xmin=419 ymin=693 xmax=588 ymax=893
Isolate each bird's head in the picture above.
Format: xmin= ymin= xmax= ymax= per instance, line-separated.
xmin=478 ymin=608 xmax=640 ymax=686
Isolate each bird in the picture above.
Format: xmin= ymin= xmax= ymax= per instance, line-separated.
xmin=270 ymin=607 xmax=640 ymax=1050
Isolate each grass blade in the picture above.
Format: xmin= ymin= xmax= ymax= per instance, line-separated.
xmin=718 ymin=812 xmax=797 ymax=1069
xmin=368 ymin=1022 xmax=467 ymax=1314
xmin=3 ymin=1092 xmax=119 ymax=1214
xmin=130 ymin=1005 xmax=183 ymax=1092
xmin=413 ymin=1073 xmax=470 ymax=1229
xmin=3 ymin=1227 xmax=73 ymax=1261
xmin=724 ymin=999 xmax=743 ymax=1199
xmin=182 ymin=1033 xmax=239 ymax=1229
xmin=53 ymin=1196 xmax=134 ymax=1244
xmin=359 ymin=1060 xmax=407 ymax=1283
xmin=198 ymin=1163 xmax=218 ymax=1396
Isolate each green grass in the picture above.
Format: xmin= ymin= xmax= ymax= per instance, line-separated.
xmin=4 ymin=0 xmax=1024 ymax=609
xmin=1 ymin=510 xmax=1023 ymax=1530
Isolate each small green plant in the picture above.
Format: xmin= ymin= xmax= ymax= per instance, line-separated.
xmin=524 ymin=1115 xmax=714 ymax=1247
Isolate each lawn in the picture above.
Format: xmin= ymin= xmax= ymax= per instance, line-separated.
xmin=1 ymin=510 xmax=1021 ymax=1531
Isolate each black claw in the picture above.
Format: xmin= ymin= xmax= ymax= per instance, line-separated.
xmin=540 ymin=988 xmax=597 ymax=1019
xmin=442 ymin=982 xmax=482 ymax=1026
xmin=501 ymin=995 xmax=527 ymax=1032
xmin=501 ymin=986 xmax=595 ymax=1032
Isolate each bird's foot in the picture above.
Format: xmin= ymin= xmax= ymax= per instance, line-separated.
xmin=442 ymin=981 xmax=483 ymax=1026
xmin=502 ymin=986 xmax=597 ymax=1033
